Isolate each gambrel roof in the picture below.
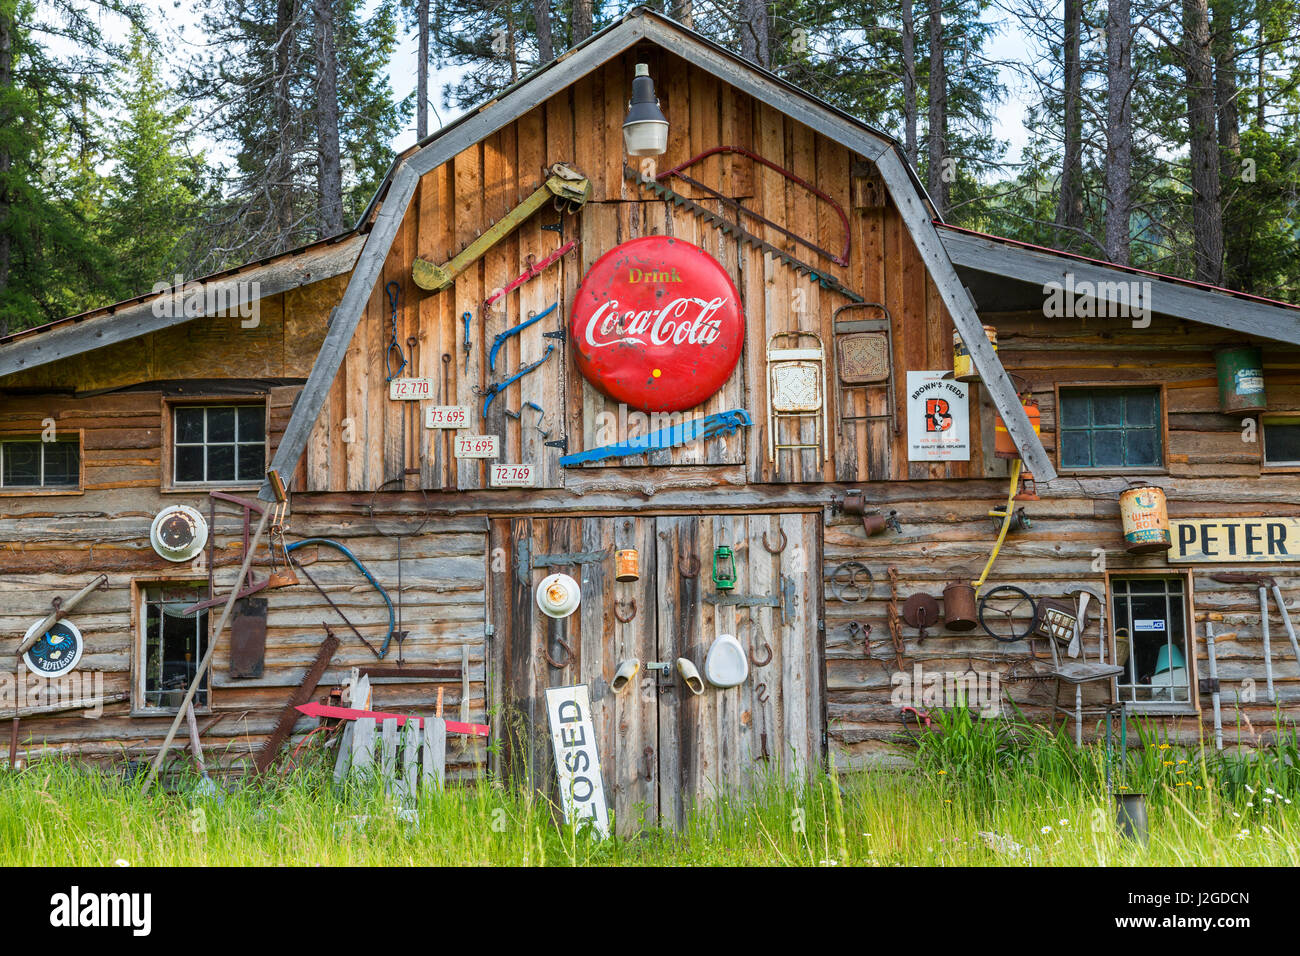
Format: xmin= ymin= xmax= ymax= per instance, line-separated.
xmin=254 ymin=5 xmax=1059 ymax=495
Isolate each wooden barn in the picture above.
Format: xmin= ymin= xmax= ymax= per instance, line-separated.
xmin=2 ymin=8 xmax=1299 ymax=830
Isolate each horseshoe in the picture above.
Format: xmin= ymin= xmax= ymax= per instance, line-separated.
xmin=762 ymin=528 xmax=787 ymax=554
xmin=750 ymin=640 xmax=773 ymax=668
xmin=542 ymin=636 xmax=573 ymax=669
xmin=614 ymin=599 xmax=637 ymax=623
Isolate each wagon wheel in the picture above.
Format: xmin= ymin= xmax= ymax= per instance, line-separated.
xmin=978 ymin=585 xmax=1038 ymax=643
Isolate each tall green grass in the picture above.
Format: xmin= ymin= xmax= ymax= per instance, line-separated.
xmin=2 ymin=710 xmax=1297 ymax=866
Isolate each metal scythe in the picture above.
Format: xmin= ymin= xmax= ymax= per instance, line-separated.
xmin=141 ymin=508 xmax=272 ymax=796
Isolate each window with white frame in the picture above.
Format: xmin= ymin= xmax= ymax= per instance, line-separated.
xmin=172 ymin=403 xmax=265 ymax=484
xmin=1111 ymin=576 xmax=1192 ymax=707
xmin=138 ymin=583 xmax=209 ymax=711
xmin=0 ymin=436 xmax=80 ymax=490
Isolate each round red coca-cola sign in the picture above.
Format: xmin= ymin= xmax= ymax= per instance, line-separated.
xmin=570 ymin=235 xmax=744 ymax=413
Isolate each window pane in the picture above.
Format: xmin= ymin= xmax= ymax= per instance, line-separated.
xmin=175 ymin=445 xmax=205 ymax=482
xmin=1093 ymin=429 xmax=1124 ymax=467
xmin=175 ymin=407 xmax=205 ymax=444
xmin=43 ymin=441 xmax=79 ymax=485
xmin=207 ymin=443 xmax=236 ymax=481
xmin=237 ymin=405 xmax=265 ymax=442
xmin=207 ymin=407 xmax=236 ymax=443
xmin=1059 ymin=393 xmax=1091 ymax=428
xmin=1061 ymin=430 xmax=1091 ymax=468
xmin=1126 ymin=427 xmax=1160 ymax=467
xmin=1126 ymin=390 xmax=1158 ymax=426
xmin=2 ymin=442 xmax=41 ymax=486
xmin=1093 ymin=392 xmax=1124 ymax=426
xmin=237 ymin=443 xmax=265 ymax=482
xmin=1264 ymin=421 xmax=1300 ymax=465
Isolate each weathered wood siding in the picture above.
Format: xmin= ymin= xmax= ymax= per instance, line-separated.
xmin=300 ymin=48 xmax=979 ymax=496
xmin=0 ymin=488 xmax=488 ymax=774
xmin=825 ymin=313 xmax=1300 ymax=766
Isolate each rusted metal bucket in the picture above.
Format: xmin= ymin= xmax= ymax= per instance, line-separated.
xmin=942 ymin=581 xmax=978 ymax=632
xmin=953 ymin=325 xmax=997 ymax=383
xmin=615 ymin=549 xmax=640 ymax=582
xmin=1119 ymin=485 xmax=1172 ymax=554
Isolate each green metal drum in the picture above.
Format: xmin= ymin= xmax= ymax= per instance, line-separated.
xmin=1215 ymin=346 xmax=1267 ymax=414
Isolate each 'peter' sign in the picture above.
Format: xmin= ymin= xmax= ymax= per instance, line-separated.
xmin=570 ymin=235 xmax=744 ymax=413
xmin=1167 ymin=517 xmax=1300 ymax=564
xmin=544 ymin=684 xmax=610 ymax=838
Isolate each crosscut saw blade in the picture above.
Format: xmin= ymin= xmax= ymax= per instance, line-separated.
xmin=624 ymin=166 xmax=864 ymax=304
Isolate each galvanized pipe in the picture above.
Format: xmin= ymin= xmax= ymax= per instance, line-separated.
xmin=1205 ymin=622 xmax=1224 ymax=751
xmin=1260 ymin=586 xmax=1276 ymax=702
xmin=1270 ymin=584 xmax=1300 ymax=664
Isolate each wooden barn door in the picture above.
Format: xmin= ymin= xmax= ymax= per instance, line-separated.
xmin=493 ymin=512 xmax=824 ymax=834
xmin=654 ymin=514 xmax=824 ymax=826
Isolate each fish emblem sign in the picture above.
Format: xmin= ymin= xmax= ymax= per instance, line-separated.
xmin=570 ymin=235 xmax=744 ymax=413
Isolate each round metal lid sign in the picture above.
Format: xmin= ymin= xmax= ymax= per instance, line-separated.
xmin=22 ymin=619 xmax=84 ymax=678
xmin=570 ymin=236 xmax=743 ymax=413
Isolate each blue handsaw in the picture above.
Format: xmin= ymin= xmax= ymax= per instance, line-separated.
xmin=559 ymin=409 xmax=754 ymax=467
xmin=488 ymin=302 xmax=559 ymax=374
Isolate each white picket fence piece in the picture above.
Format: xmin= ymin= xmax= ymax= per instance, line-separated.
xmin=332 ymin=715 xmax=447 ymax=797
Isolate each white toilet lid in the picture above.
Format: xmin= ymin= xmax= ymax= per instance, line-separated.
xmin=705 ymin=634 xmax=749 ymax=688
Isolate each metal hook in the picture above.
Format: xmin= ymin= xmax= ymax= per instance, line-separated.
xmin=750 ymin=640 xmax=773 ymax=668
xmin=614 ymin=599 xmax=637 ymax=623
xmin=762 ymin=527 xmax=787 ymax=554
xmin=755 ymin=682 xmax=769 ymax=704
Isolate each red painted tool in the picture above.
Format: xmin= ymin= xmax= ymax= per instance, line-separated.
xmin=484 ymin=239 xmax=578 ymax=309
xmin=296 ymin=701 xmax=490 ymax=738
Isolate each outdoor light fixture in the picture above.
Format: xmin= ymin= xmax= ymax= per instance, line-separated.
xmin=623 ymin=63 xmax=669 ymax=157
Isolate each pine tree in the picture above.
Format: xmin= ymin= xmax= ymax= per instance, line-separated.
xmin=0 ymin=0 xmax=148 ymax=333
xmin=102 ymin=29 xmax=208 ymax=299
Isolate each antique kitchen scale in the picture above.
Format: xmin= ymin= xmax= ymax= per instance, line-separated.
xmin=829 ymin=302 xmax=898 ymax=438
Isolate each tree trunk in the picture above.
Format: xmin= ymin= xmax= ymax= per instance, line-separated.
xmin=314 ymin=0 xmax=343 ymax=236
xmin=672 ymin=0 xmax=692 ymax=29
xmin=1104 ymin=0 xmax=1132 ymax=264
xmin=273 ymin=0 xmax=298 ymax=249
xmin=738 ymin=0 xmax=769 ymax=67
xmin=1212 ymin=0 xmax=1241 ymax=284
xmin=1057 ymin=0 xmax=1085 ymax=241
xmin=417 ymin=0 xmax=428 ymax=139
xmin=927 ymin=0 xmax=949 ymax=218
xmin=534 ymin=0 xmax=553 ymax=64
xmin=1255 ymin=17 xmax=1264 ymax=128
xmin=573 ymin=0 xmax=593 ymax=42
xmin=902 ymin=0 xmax=918 ymax=167
xmin=0 ymin=5 xmax=12 ymax=324
xmin=1186 ymin=0 xmax=1224 ymax=284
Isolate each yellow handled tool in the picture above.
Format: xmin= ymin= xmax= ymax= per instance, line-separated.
xmin=412 ymin=163 xmax=591 ymax=292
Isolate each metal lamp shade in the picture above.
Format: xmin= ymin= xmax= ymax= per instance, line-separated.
xmin=623 ymin=65 xmax=668 ymax=157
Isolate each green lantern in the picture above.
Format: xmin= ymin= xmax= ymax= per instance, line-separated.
xmin=712 ymin=545 xmax=737 ymax=590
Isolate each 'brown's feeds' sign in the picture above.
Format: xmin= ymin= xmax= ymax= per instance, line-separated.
xmin=1168 ymin=517 xmax=1300 ymax=564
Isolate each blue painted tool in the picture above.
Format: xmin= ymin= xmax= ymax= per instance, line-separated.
xmin=559 ymin=409 xmax=754 ymax=466
xmin=461 ymin=311 xmax=472 ymax=373
xmin=489 ymin=302 xmax=558 ymax=373
xmin=478 ymin=345 xmax=556 ymax=418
